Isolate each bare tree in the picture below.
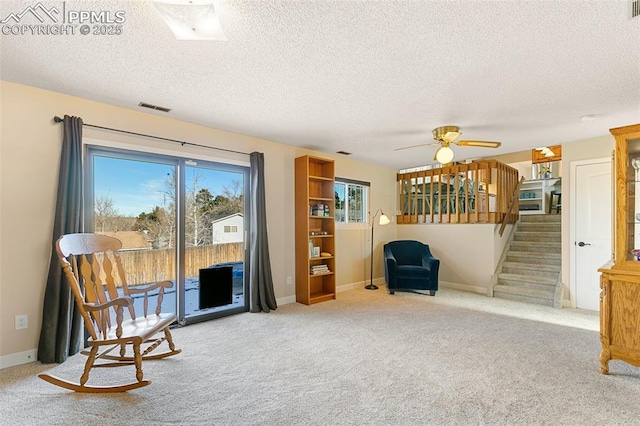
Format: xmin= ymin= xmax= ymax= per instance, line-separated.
xmin=94 ymin=195 xmax=119 ymax=232
xmin=215 ymin=180 xmax=243 ymax=216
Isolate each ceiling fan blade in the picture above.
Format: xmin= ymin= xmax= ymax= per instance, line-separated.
xmin=456 ymin=140 xmax=501 ymax=148
xmin=393 ymin=142 xmax=439 ymax=151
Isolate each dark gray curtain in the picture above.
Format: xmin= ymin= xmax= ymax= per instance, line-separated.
xmin=249 ymin=152 xmax=277 ymax=312
xmin=37 ymin=115 xmax=84 ymax=363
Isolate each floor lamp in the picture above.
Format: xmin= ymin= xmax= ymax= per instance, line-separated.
xmin=366 ymin=209 xmax=391 ymax=290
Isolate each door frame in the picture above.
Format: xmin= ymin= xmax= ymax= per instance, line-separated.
xmin=569 ymin=156 xmax=613 ymax=309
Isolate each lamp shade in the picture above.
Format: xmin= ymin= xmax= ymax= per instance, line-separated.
xmin=153 ymin=0 xmax=226 ymax=40
xmin=435 ymin=146 xmax=454 ymax=164
xmin=379 ymin=214 xmax=391 ymax=225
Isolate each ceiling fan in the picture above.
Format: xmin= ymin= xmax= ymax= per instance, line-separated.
xmin=395 ymin=125 xmax=502 ymax=164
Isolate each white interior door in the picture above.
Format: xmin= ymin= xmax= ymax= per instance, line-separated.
xmin=575 ymin=161 xmax=612 ymax=311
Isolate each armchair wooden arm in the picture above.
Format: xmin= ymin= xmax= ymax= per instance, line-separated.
xmin=83 ymin=296 xmax=133 ymax=340
xmin=83 ymin=296 xmax=133 ymax=312
xmin=125 ymin=280 xmax=173 ymax=317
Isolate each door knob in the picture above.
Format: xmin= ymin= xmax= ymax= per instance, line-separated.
xmin=577 ymin=241 xmax=591 ymax=247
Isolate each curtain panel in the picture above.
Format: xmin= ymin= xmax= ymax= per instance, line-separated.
xmin=249 ymin=152 xmax=277 ymax=313
xmin=37 ymin=115 xmax=84 ymax=363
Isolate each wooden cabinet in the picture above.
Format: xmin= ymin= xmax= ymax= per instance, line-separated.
xmin=598 ymin=123 xmax=640 ymax=374
xmin=295 ymin=155 xmax=336 ymax=305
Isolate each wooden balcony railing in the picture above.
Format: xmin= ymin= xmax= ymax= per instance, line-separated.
xmin=397 ymin=160 xmax=520 ymax=225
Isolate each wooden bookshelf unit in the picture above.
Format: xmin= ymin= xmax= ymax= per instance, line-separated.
xmin=295 ymin=155 xmax=336 ymax=305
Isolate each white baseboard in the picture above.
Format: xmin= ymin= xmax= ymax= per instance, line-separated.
xmin=279 ymin=278 xmax=387 ymax=306
xmin=339 ymin=278 xmax=387 ymax=293
xmin=0 ymin=348 xmax=37 ymax=369
xmin=276 ymin=295 xmax=296 ymax=305
xmin=337 ymin=282 xmax=357 ymax=292
xmin=440 ymin=280 xmax=489 ymax=295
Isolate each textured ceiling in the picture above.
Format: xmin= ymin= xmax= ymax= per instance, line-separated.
xmin=1 ymin=0 xmax=639 ymax=170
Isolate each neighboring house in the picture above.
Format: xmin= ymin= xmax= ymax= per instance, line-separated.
xmin=97 ymin=231 xmax=153 ymax=251
xmin=211 ymin=213 xmax=244 ymax=244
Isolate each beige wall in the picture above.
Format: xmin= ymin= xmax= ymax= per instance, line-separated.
xmin=396 ymin=224 xmax=511 ymax=294
xmin=334 ymin=160 xmax=397 ymax=290
xmin=0 ymin=81 xmax=397 ymax=364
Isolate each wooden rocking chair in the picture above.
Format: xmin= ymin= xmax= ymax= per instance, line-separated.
xmin=39 ymin=233 xmax=181 ymax=392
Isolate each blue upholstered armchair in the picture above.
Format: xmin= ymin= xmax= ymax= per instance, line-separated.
xmin=384 ymin=240 xmax=439 ymax=296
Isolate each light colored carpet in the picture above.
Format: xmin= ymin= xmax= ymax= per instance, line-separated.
xmin=2 ymin=287 xmax=640 ymax=426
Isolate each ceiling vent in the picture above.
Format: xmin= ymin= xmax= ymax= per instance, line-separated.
xmin=633 ymin=0 xmax=640 ymax=18
xmin=336 ymin=150 xmax=352 ymax=155
xmin=138 ymin=102 xmax=172 ymax=113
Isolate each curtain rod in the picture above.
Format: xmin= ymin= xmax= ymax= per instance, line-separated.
xmin=53 ymin=116 xmax=250 ymax=156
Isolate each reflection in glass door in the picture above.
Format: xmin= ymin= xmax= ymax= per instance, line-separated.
xmin=88 ymin=148 xmax=249 ymax=325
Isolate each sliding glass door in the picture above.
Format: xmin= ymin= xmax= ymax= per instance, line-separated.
xmin=87 ymin=147 xmax=249 ymax=324
xmin=180 ymin=161 xmax=248 ymax=321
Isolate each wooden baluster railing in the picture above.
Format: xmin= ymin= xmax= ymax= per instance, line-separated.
xmin=498 ymin=176 xmax=526 ymax=237
xmin=396 ymin=160 xmax=519 ymax=226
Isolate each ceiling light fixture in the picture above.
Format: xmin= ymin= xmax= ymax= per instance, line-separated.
xmin=536 ymin=147 xmax=556 ymax=156
xmin=153 ymin=0 xmax=227 ymax=41
xmin=435 ymin=146 xmax=454 ymax=164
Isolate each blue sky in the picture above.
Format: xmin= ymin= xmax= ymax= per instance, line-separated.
xmin=93 ymin=156 xmax=242 ymax=217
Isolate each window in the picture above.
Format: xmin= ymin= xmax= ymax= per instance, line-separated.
xmin=335 ymin=178 xmax=369 ymax=223
xmin=224 ymin=225 xmax=238 ymax=233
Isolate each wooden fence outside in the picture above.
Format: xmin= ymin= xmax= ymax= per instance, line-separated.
xmin=118 ymin=242 xmax=244 ymax=286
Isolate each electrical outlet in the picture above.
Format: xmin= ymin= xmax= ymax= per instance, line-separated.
xmin=286 ymin=276 xmax=293 ymax=285
xmin=15 ymin=314 xmax=28 ymax=330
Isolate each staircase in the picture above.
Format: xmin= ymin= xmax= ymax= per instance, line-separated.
xmin=493 ymin=214 xmax=562 ymax=307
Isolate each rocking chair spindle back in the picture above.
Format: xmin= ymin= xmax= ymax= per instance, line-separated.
xmin=38 ymin=233 xmax=181 ymax=393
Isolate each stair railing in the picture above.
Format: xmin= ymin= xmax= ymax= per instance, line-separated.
xmin=498 ymin=176 xmax=526 ymax=237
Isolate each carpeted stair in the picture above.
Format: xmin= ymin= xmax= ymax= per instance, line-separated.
xmin=493 ymin=214 xmax=562 ymax=307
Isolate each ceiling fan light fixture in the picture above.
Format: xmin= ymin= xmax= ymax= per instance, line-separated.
xmin=153 ymin=0 xmax=227 ymax=41
xmin=435 ymin=146 xmax=454 ymax=164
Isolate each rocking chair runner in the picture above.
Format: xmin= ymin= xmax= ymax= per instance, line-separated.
xmin=39 ymin=233 xmax=181 ymax=393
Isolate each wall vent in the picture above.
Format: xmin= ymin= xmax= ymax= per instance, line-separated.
xmin=138 ymin=102 xmax=172 ymax=113
xmin=336 ymin=150 xmax=352 ymax=155
xmin=633 ymin=0 xmax=639 ymax=18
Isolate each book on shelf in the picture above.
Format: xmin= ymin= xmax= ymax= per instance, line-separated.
xmin=311 ymin=265 xmax=329 ymax=271
xmin=310 ymin=203 xmax=330 ymax=217
xmin=310 ymin=265 xmax=330 ymax=274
